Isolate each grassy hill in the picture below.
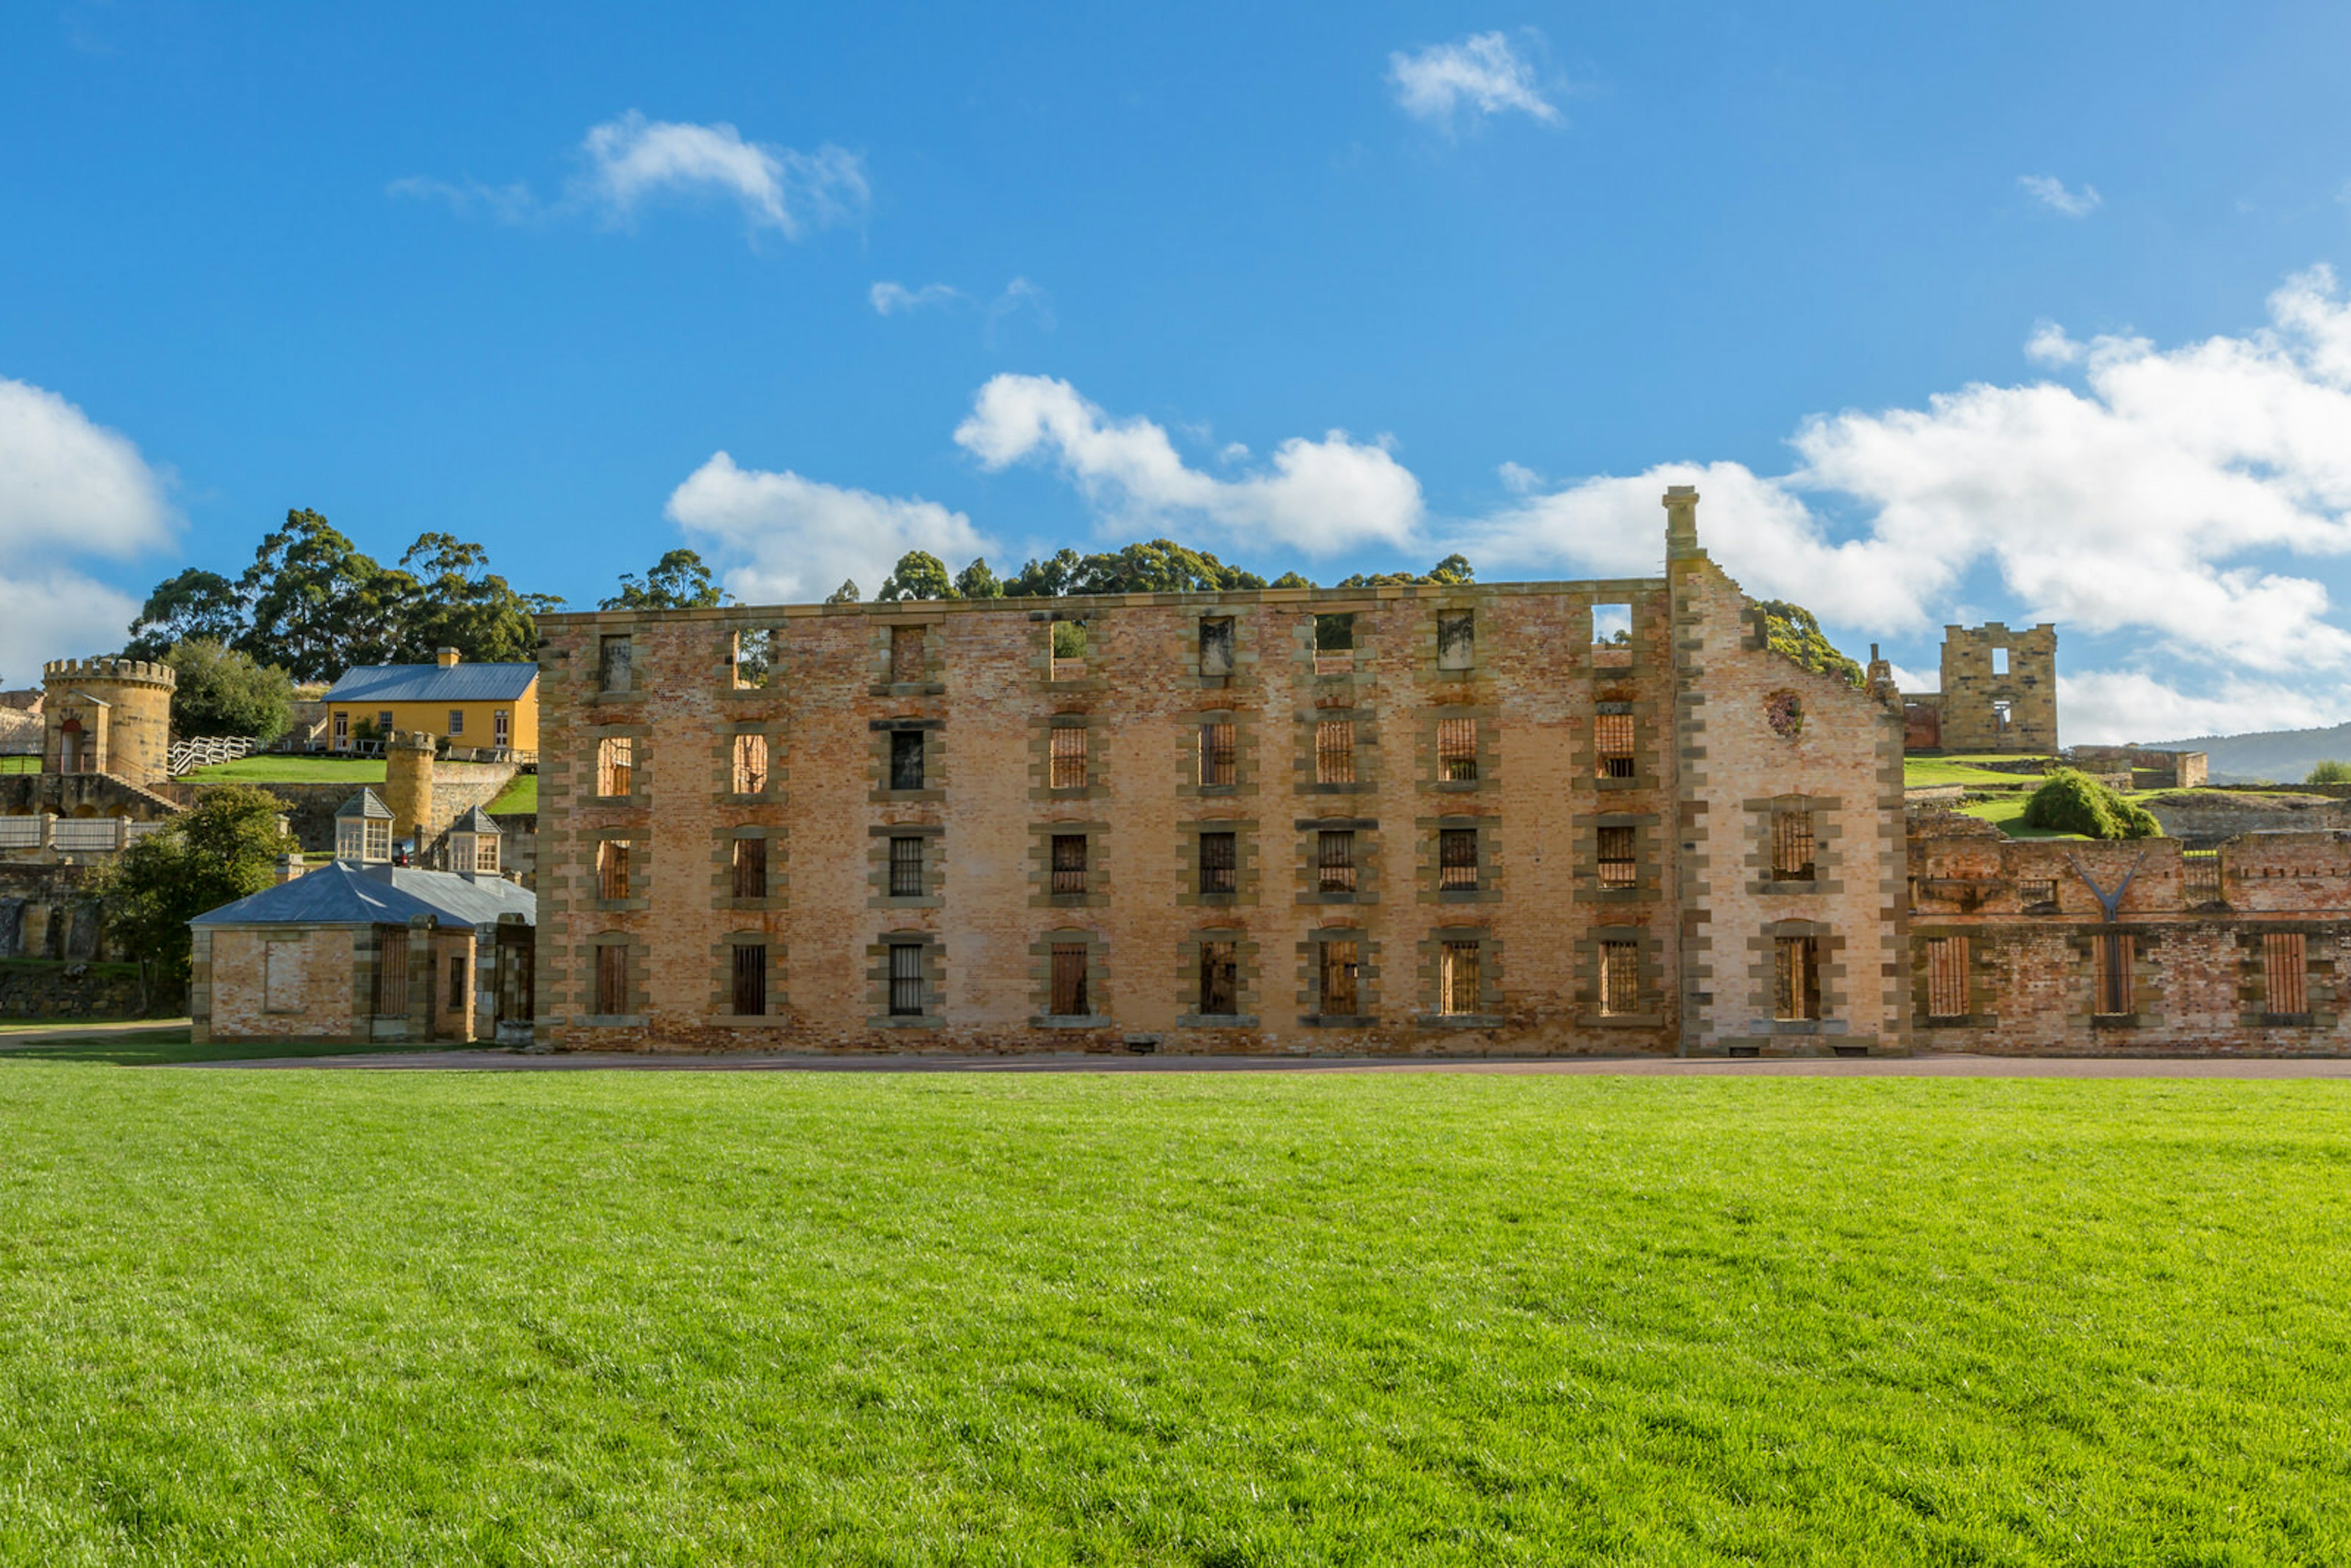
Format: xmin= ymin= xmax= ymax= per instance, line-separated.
xmin=2142 ymin=721 xmax=2351 ymax=784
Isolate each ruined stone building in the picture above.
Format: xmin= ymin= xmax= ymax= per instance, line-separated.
xmin=532 ymin=489 xmax=1913 ymax=1056
xmin=1902 ymin=623 xmax=2059 ymax=753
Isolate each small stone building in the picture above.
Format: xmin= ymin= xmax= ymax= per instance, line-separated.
xmin=189 ymin=789 xmax=535 ymax=1046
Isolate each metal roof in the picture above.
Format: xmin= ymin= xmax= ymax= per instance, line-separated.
xmin=191 ymin=861 xmax=536 ymax=929
xmin=321 ymin=662 xmax=538 ymax=704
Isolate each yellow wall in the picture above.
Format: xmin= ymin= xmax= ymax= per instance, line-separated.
xmin=331 ymin=689 xmax=539 ymax=751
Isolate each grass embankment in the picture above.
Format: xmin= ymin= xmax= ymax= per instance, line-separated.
xmin=1902 ymin=754 xmax=2053 ymax=789
xmin=487 ymin=771 xmax=537 ymax=814
xmin=0 ymin=1070 xmax=2345 ymax=1562
xmin=182 ymin=756 xmax=388 ymax=784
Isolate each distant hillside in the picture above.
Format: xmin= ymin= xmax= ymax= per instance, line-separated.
xmin=2142 ymin=722 xmax=2351 ymax=785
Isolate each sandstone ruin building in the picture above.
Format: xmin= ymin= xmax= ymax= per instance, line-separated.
xmin=532 ymin=489 xmax=1914 ymax=1056
xmin=1902 ymin=622 xmax=2058 ymax=753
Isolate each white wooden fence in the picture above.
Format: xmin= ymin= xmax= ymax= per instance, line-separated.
xmin=168 ymin=735 xmax=259 ymax=775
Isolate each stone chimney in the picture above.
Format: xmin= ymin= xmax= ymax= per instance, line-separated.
xmin=1663 ymin=484 xmax=1701 ymax=561
xmin=384 ymin=730 xmax=437 ymax=846
xmin=276 ymin=852 xmax=306 ymax=885
xmin=437 ymin=647 xmax=461 ymax=669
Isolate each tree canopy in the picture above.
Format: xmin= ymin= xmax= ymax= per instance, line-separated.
xmin=163 ymin=639 xmax=296 ymax=741
xmin=97 ymin=784 xmax=298 ymax=1006
xmin=2022 ymin=769 xmax=2161 ymax=840
xmin=1755 ymin=599 xmax=1866 ymax=687
xmin=1333 ymin=554 xmax=1474 ymax=589
xmin=877 ymin=550 xmax=958 ymax=602
xmin=602 ymin=549 xmax=723 ymax=610
xmin=124 ymin=509 xmax=561 ymax=683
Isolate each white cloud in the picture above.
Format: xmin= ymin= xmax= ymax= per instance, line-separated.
xmin=385 ymin=175 xmax=538 ymax=224
xmin=2024 ymin=321 xmax=2083 ymax=366
xmin=579 ymin=112 xmax=866 ymax=237
xmin=0 ymin=376 xmax=175 ymax=681
xmin=2058 ymin=670 xmax=2349 ymax=746
xmin=665 ymin=452 xmax=989 ymax=604
xmin=870 ymin=282 xmax=962 ymax=315
xmin=2019 ymin=174 xmax=2101 ymax=217
xmin=1389 ymin=32 xmax=1562 ymax=129
xmin=953 ymin=373 xmax=1421 ymax=553
xmin=1496 ymin=460 xmax=1542 ymax=494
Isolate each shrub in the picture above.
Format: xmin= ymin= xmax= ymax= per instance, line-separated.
xmin=2307 ymin=760 xmax=2351 ymax=786
xmin=163 ymin=637 xmax=295 ymax=741
xmin=2021 ymin=768 xmax=2161 ymax=839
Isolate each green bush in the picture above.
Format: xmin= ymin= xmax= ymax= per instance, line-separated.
xmin=2307 ymin=760 xmax=2351 ymax=786
xmin=2021 ymin=768 xmax=2161 ymax=839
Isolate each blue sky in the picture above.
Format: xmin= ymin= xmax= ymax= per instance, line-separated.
xmin=7 ymin=2 xmax=2351 ymax=740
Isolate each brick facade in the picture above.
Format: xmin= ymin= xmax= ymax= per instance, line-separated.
xmin=533 ymin=489 xmax=1909 ymax=1056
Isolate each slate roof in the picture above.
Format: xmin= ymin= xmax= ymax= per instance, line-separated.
xmin=451 ymin=806 xmax=501 ymax=835
xmin=320 ymin=662 xmax=538 ymax=704
xmin=336 ymin=788 xmax=394 ymax=820
xmin=191 ymin=861 xmax=536 ymax=929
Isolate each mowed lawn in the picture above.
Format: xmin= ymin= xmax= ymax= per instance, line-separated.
xmin=0 ymin=1070 xmax=2345 ymax=1564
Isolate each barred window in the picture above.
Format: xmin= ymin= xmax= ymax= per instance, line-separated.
xmin=890 ymin=625 xmax=925 ymax=683
xmin=889 ymin=730 xmax=925 ymax=790
xmin=1436 ymin=609 xmax=1474 ymax=670
xmin=375 ymin=930 xmax=408 ymax=1015
xmin=598 ymin=634 xmax=632 ymax=693
xmin=1438 ymin=718 xmax=1478 ymax=781
xmin=1926 ymin=936 xmax=1968 ymax=1019
xmin=596 ymin=839 xmax=633 ymax=901
xmin=1599 ymin=940 xmax=1639 ymax=1016
xmin=732 ymin=943 xmax=767 ymax=1016
xmin=2020 ymin=878 xmax=2058 ymax=911
xmin=1198 ymin=831 xmax=1237 ymax=895
xmin=732 ymin=733 xmax=768 ymax=795
xmin=2093 ymin=934 xmax=2132 ymax=1016
xmin=888 ymin=836 xmax=924 ymax=898
xmin=1439 ymin=828 xmax=1479 ymax=891
xmin=733 ymin=628 xmax=773 ymax=689
xmin=1597 ymin=826 xmax=1636 ymax=889
xmin=1439 ymin=940 xmax=1481 ymax=1015
xmin=448 ymin=953 xmax=466 ymax=1010
xmin=1319 ymin=939 xmax=1360 ymax=1016
xmin=1198 ymin=940 xmax=1239 ymax=1016
xmin=1051 ymin=835 xmax=1089 ymax=895
xmin=1199 ymin=617 xmax=1235 ymax=676
xmin=888 ymin=943 xmax=925 ymax=1016
xmin=732 ymin=837 xmax=768 ymax=901
xmin=1594 ymin=713 xmax=1636 ymax=778
xmin=1774 ymin=935 xmax=1821 ymax=1021
xmin=2183 ymin=853 xmax=2221 ymax=906
xmin=1772 ymin=811 xmax=1815 ymax=881
xmin=1199 ymin=722 xmax=1237 ymax=786
xmin=594 ymin=944 xmax=628 ymax=1016
xmin=1318 ymin=830 xmax=1357 ymax=894
xmin=1315 ymin=720 xmax=1356 ymax=784
xmin=1050 ymin=942 xmax=1090 ymax=1016
xmin=1050 ymin=727 xmax=1088 ymax=790
xmin=596 ymin=736 xmax=634 ymax=798
xmin=2265 ymin=932 xmax=2308 ymax=1017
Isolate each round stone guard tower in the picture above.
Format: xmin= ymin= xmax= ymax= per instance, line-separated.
xmin=383 ymin=729 xmax=438 ymax=850
xmin=41 ymin=657 xmax=176 ymax=788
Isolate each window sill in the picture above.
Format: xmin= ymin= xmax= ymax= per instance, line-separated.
xmin=1595 ymin=776 xmax=1644 ymax=791
xmin=1300 ymin=891 xmax=1371 ymax=905
xmin=1299 ymin=781 xmax=1368 ymax=795
xmin=2262 ymin=1013 xmax=2316 ymax=1027
xmin=868 ymin=1015 xmax=943 ymax=1030
xmin=1436 ymin=888 xmax=1493 ymax=903
xmin=592 ymin=899 xmax=650 ymax=913
xmin=1413 ymin=1013 xmax=1504 ymax=1028
xmin=704 ymin=1014 xmax=789 ymax=1027
xmin=869 ymin=788 xmax=945 ymax=804
xmin=1177 ymin=1013 xmax=1260 ymax=1029
xmin=1300 ymin=1013 xmax=1378 ymax=1028
xmin=868 ymin=681 xmax=945 ymax=698
xmin=1030 ymin=1015 xmax=1110 ymax=1029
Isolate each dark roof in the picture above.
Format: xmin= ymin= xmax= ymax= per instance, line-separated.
xmin=321 ymin=662 xmax=537 ymax=704
xmin=336 ymin=788 xmax=393 ymax=820
xmin=451 ymin=806 xmax=501 ymax=835
xmin=191 ymin=861 xmax=536 ymax=929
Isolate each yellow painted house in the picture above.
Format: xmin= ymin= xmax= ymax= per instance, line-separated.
xmin=321 ymin=649 xmax=539 ymax=754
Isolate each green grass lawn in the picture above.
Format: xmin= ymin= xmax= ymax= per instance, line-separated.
xmin=1954 ymin=794 xmax=2089 ymax=839
xmin=0 ymin=1071 xmax=2345 ymax=1563
xmin=0 ymin=1027 xmax=455 ymax=1066
xmin=182 ymin=755 xmax=389 ymax=784
xmin=1902 ymin=754 xmax=2053 ymax=789
xmin=487 ymin=770 xmax=538 ymax=815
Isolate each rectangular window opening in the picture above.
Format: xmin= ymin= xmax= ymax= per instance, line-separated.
xmin=2182 ymin=853 xmax=2221 ymax=906
xmin=733 ymin=837 xmax=768 ymax=901
xmin=1198 ymin=831 xmax=1237 ymax=895
xmin=1439 ymin=827 xmax=1479 ymax=891
xmin=1436 ymin=609 xmax=1474 ymax=670
xmin=1772 ymin=810 xmax=1816 ymax=882
xmin=1599 ymin=941 xmax=1639 ymax=1016
xmin=596 ymin=839 xmax=634 ymax=902
xmin=1199 ymin=617 xmax=1235 ymax=677
xmin=2020 ymin=877 xmax=2058 ymax=911
xmin=888 ymin=943 xmax=925 ymax=1016
xmin=1774 ymin=935 xmax=1821 ymax=1021
xmin=2265 ymin=932 xmax=2308 ymax=1018
xmin=1199 ymin=721 xmax=1237 ymax=786
xmin=1314 ymin=719 xmax=1356 ymax=784
xmin=732 ymin=943 xmax=768 ymax=1016
xmin=596 ymin=736 xmax=634 ymax=798
xmin=1592 ymin=603 xmax=1632 ymax=654
xmin=594 ymin=944 xmax=628 ymax=1016
xmin=447 ymin=953 xmax=466 ymax=1010
xmin=889 ymin=730 xmax=926 ymax=790
xmin=1317 ymin=830 xmax=1357 ymax=895
xmin=1991 ymin=647 xmax=2010 ymax=675
xmin=1050 ymin=942 xmax=1090 ymax=1016
xmin=1926 ymin=936 xmax=1969 ymax=1019
xmin=888 ymin=836 xmax=924 ymax=898
xmin=448 ymin=709 xmax=465 ymax=737
xmin=374 ymin=932 xmax=408 ymax=1016
xmin=1594 ymin=712 xmax=1636 ymax=779
xmin=1314 ymin=612 xmax=1354 ymax=674
xmin=1049 ymin=726 xmax=1088 ymax=790
xmin=1597 ymin=825 xmax=1637 ymax=890
xmin=1051 ymin=618 xmax=1089 ymax=680
xmin=735 ymin=628 xmax=773 ymax=689
xmin=1198 ymin=940 xmax=1239 ymax=1016
xmin=1318 ymin=939 xmax=1361 ymax=1017
xmin=2093 ymin=933 xmax=2132 ymax=1017
xmin=1051 ymin=834 xmax=1089 ymax=895
xmin=732 ymin=732 xmax=768 ymax=795
xmin=598 ymin=634 xmax=632 ymax=694
xmin=1438 ymin=718 xmax=1479 ymax=782
xmin=1439 ymin=940 xmax=1481 ymax=1015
